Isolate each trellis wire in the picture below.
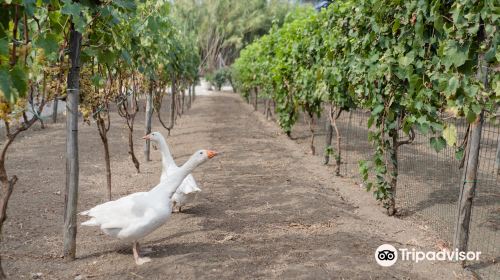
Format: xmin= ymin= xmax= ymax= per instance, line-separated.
xmin=285 ymin=105 xmax=498 ymax=280
xmin=336 ymin=110 xmax=499 ymax=280
xmin=251 ymin=95 xmax=498 ymax=278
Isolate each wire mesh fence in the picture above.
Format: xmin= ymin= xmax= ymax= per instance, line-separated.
xmin=268 ymin=101 xmax=499 ymax=279
xmin=338 ymin=110 xmax=499 ymax=279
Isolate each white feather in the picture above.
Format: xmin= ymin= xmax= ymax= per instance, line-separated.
xmin=80 ymin=150 xmax=209 ymax=242
xmin=156 ymin=132 xmax=202 ymax=208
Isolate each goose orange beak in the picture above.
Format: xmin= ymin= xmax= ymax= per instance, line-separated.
xmin=142 ymin=134 xmax=151 ymax=140
xmin=207 ymin=150 xmax=218 ymax=159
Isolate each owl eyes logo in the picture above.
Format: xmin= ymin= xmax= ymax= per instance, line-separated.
xmin=378 ymin=249 xmax=396 ymax=261
xmin=375 ymin=244 xmax=398 ymax=267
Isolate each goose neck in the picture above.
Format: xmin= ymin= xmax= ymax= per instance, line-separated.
xmin=153 ymin=156 xmax=198 ymax=198
xmin=157 ymin=137 xmax=175 ymax=165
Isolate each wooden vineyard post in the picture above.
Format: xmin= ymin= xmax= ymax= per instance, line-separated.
xmin=265 ymin=99 xmax=271 ymax=120
xmin=386 ymin=128 xmax=399 ymax=216
xmin=188 ymin=84 xmax=192 ymax=109
xmin=324 ymin=118 xmax=333 ymax=165
xmin=183 ymin=88 xmax=186 ymax=113
xmin=453 ymin=54 xmax=487 ymax=266
xmin=327 ymin=105 xmax=343 ymax=176
xmin=63 ymin=24 xmax=82 ymax=260
xmin=167 ymin=76 xmax=177 ymax=136
xmin=495 ymin=137 xmax=500 ymax=175
xmin=144 ymin=81 xmax=153 ymax=161
xmin=253 ymin=87 xmax=258 ymax=111
xmin=52 ymin=97 xmax=59 ymax=123
xmin=192 ymin=83 xmax=196 ymax=102
xmin=453 ymin=111 xmax=483 ymax=265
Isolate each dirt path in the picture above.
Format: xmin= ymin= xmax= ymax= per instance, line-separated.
xmin=2 ymin=92 xmax=465 ymax=279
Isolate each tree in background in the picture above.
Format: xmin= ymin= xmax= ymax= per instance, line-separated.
xmin=173 ymin=0 xmax=294 ymax=75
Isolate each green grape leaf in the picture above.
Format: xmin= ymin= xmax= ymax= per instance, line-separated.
xmin=484 ymin=45 xmax=496 ymax=63
xmin=442 ymin=124 xmax=457 ymax=147
xmin=0 ymin=37 xmax=8 ymax=58
xmin=22 ymin=0 xmax=37 ymax=16
xmin=11 ymin=65 xmax=28 ymax=99
xmin=113 ymin=0 xmax=136 ymax=10
xmin=466 ymin=109 xmax=477 ymax=123
xmin=61 ymin=0 xmax=81 ymax=18
xmin=36 ymin=33 xmax=59 ymax=59
xmin=0 ymin=66 xmax=12 ymax=102
xmin=97 ymin=50 xmax=117 ymax=65
xmin=398 ymin=51 xmax=414 ymax=67
xmin=61 ymin=0 xmax=86 ymax=33
xmin=445 ymin=76 xmax=460 ymax=96
xmin=430 ymin=136 xmax=447 ymax=153
xmin=442 ymin=42 xmax=468 ymax=69
xmin=392 ymin=18 xmax=400 ymax=34
xmin=455 ymin=147 xmax=464 ymax=161
xmin=372 ymin=104 xmax=384 ymax=115
xmin=0 ymin=8 xmax=8 ymax=37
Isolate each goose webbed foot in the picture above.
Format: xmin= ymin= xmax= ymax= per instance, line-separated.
xmin=133 ymin=242 xmax=152 ymax=265
xmin=135 ymin=256 xmax=151 ymax=265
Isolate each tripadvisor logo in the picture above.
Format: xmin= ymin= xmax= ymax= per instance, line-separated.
xmin=375 ymin=244 xmax=398 ymax=267
xmin=375 ymin=244 xmax=481 ymax=267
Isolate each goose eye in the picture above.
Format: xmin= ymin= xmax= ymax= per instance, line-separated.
xmin=199 ymin=152 xmax=203 ymax=154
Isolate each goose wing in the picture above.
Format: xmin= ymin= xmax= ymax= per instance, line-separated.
xmin=176 ymin=174 xmax=201 ymax=194
xmin=80 ymin=192 xmax=150 ymax=229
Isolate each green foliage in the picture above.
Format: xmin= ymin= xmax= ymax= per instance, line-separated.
xmin=233 ymin=7 xmax=318 ymax=134
xmin=204 ymin=72 xmax=215 ymax=88
xmin=233 ymin=0 xmax=499 ymax=207
xmin=173 ymin=0 xmax=294 ymax=73
xmin=442 ymin=124 xmax=458 ymax=147
xmin=0 ymin=1 xmax=66 ymax=104
xmin=210 ymin=67 xmax=232 ymax=90
xmin=0 ymin=0 xmax=200 ymax=115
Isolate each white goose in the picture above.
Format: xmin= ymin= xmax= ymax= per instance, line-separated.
xmin=80 ymin=149 xmax=218 ymax=265
xmin=143 ymin=132 xmax=201 ymax=212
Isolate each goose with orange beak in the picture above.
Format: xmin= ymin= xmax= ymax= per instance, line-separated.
xmin=142 ymin=132 xmax=204 ymax=212
xmin=81 ymin=149 xmax=218 ymax=265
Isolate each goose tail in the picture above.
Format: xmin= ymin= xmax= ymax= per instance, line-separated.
xmin=81 ymin=218 xmax=99 ymax=227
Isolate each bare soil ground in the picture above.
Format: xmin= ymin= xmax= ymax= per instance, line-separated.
xmin=281 ymin=103 xmax=499 ymax=279
xmin=1 ymin=91 xmax=468 ymax=279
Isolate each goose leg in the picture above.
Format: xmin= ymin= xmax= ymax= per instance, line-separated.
xmin=178 ymin=206 xmax=182 ymax=213
xmin=172 ymin=201 xmax=177 ymax=213
xmin=133 ymin=242 xmax=151 ymax=265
